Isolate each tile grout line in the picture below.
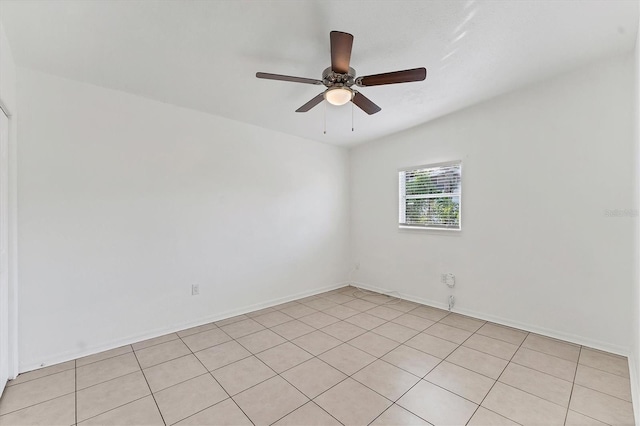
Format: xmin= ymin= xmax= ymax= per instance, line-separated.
xmin=131 ymin=345 xmax=167 ymax=426
xmin=463 ymin=326 xmax=531 ymax=426
xmin=563 ymin=346 xmax=582 ymax=425
xmin=74 ymin=359 xmax=77 ymax=426
xmin=174 ymin=329 xmax=258 ymax=426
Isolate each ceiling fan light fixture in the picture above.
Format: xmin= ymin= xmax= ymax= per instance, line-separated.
xmin=324 ymin=87 xmax=353 ymax=106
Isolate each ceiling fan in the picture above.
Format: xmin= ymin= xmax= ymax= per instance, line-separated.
xmin=256 ymin=31 xmax=427 ymax=115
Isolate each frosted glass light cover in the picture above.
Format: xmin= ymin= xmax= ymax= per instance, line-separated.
xmin=324 ymin=88 xmax=352 ymax=106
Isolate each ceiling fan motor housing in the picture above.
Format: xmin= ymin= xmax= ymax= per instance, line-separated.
xmin=322 ymin=67 xmax=356 ymax=88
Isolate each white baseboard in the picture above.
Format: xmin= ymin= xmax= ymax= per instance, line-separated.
xmin=352 ymin=281 xmax=630 ymax=357
xmin=18 ymin=281 xmax=350 ymax=373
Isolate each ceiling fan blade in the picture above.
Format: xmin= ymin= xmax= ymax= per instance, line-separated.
xmin=352 ymin=92 xmax=381 ymax=115
xmin=296 ymin=93 xmax=325 ymax=112
xmin=356 ymin=67 xmax=427 ymax=87
xmin=330 ymin=31 xmax=354 ymax=74
xmin=256 ymin=72 xmax=323 ymax=85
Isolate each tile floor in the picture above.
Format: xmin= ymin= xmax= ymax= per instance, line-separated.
xmin=0 ymin=286 xmax=635 ymax=425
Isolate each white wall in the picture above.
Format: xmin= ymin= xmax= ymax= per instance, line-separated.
xmin=631 ymin=13 xmax=640 ymax=423
xmin=16 ymin=68 xmax=350 ymax=371
xmin=0 ymin=22 xmax=19 ymax=382
xmin=350 ymin=53 xmax=636 ymax=354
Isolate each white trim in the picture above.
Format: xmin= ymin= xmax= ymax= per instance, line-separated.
xmin=398 ymin=160 xmax=462 ymax=172
xmin=351 ymin=280 xmax=630 ymax=356
xmin=18 ymin=281 xmax=350 ymax=373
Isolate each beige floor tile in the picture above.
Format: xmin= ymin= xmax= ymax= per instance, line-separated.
xmin=405 ymin=333 xmax=458 ymax=359
xmin=279 ymin=304 xmax=317 ymax=319
xmin=7 ymin=361 xmax=75 ymax=388
xmin=292 ymin=330 xmax=342 ymax=356
xmin=425 ymin=361 xmax=494 ymax=404
xmin=391 ymin=314 xmax=435 ymax=331
xmin=343 ymin=299 xmax=378 ymax=312
xmin=499 ymin=362 xmax=573 ymax=406
xmin=345 ymin=312 xmax=387 ymax=330
xmin=446 ymin=346 xmax=508 ymax=379
xmin=245 ymin=307 xmax=275 ymax=318
xmin=0 ymin=393 xmax=74 ymax=426
xmin=319 ymin=343 xmax=377 ymax=375
xmin=143 ymin=354 xmax=207 ymax=393
xmin=387 ymin=300 xmax=421 ymax=313
xmin=381 ymin=345 xmax=440 ymax=377
xmin=177 ymin=323 xmax=218 ymax=338
xmin=370 ymin=404 xmax=430 ymax=426
xmin=362 ymin=294 xmax=395 ymax=304
xmin=439 ymin=313 xmax=486 ymax=332
xmin=175 ymin=398 xmax=252 ymax=425
xmin=281 ymin=358 xmax=347 ymax=399
xmin=79 ymin=395 xmax=163 ymax=425
xmin=302 ymin=298 xmax=339 ymax=311
xmin=76 ymin=371 xmax=150 ymax=422
xmin=195 ymin=340 xmax=251 ymax=371
xmin=77 ymin=352 xmax=140 ymax=390
xmin=212 ymin=356 xmax=275 ymax=396
xmin=482 ymin=382 xmax=566 ymax=426
xmin=353 ymin=360 xmax=420 ymax=401
xmin=397 ymin=380 xmax=477 ymax=425
xmin=408 ymin=306 xmax=449 ymax=322
xmin=522 ymin=334 xmax=580 ymax=362
xmin=214 ymin=314 xmax=248 ymax=327
xmin=569 ymin=384 xmax=635 ymax=425
xmin=467 ymin=407 xmax=519 ymax=426
xmin=0 ymin=369 xmax=75 ymax=416
xmin=299 ymin=312 xmax=340 ymax=329
xmin=463 ymin=334 xmax=519 ymax=360
xmin=135 ymin=339 xmax=191 ymax=369
xmin=132 ymin=333 xmax=180 ymax=351
xmin=368 ymin=306 xmax=404 ymax=321
xmin=273 ymin=301 xmax=301 ymax=310
xmin=154 ymin=373 xmax=227 ymax=425
xmin=274 ymin=401 xmax=341 ymax=426
xmin=181 ymin=328 xmax=232 ymax=352
xmin=315 ymin=378 xmax=392 ymax=426
xmin=574 ymin=363 xmax=632 ymax=401
xmin=476 ymin=323 xmax=528 ymax=346
xmin=252 ymin=311 xmax=294 ymax=328
xmin=271 ymin=319 xmax=315 ymax=340
xmin=256 ymin=342 xmax=313 ymax=373
xmin=372 ymin=322 xmax=419 ymax=343
xmin=423 ymin=322 xmax=473 ymax=344
xmin=76 ymin=345 xmax=133 ymax=367
xmin=219 ymin=319 xmax=265 ymax=339
xmin=349 ymin=332 xmax=400 ymax=358
xmin=321 ymin=321 xmax=367 ymax=342
xmin=564 ymin=410 xmax=608 ymax=425
xmin=579 ymin=348 xmax=630 ymax=378
xmin=236 ymin=329 xmax=286 ymax=353
xmin=511 ymin=347 xmax=577 ymax=382
xmin=323 ymin=293 xmax=356 ymax=304
xmin=322 ymin=304 xmax=360 ymax=320
xmin=233 ymin=376 xmax=308 ymax=425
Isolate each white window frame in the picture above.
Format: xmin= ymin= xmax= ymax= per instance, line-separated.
xmin=398 ymin=160 xmax=462 ymax=231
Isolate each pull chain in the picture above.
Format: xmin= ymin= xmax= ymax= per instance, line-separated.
xmin=351 ymin=99 xmax=354 ymax=132
xmin=323 ymin=101 xmax=327 ymax=135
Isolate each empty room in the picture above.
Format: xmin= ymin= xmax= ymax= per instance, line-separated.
xmin=0 ymin=0 xmax=638 ymax=425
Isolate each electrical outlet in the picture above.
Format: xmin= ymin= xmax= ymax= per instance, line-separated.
xmin=355 ymin=262 xmax=360 ymax=270
xmin=191 ymin=284 xmax=200 ymax=296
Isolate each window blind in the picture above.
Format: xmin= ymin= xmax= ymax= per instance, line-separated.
xmin=399 ymin=162 xmax=461 ymax=229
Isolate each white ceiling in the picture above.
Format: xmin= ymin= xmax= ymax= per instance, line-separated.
xmin=1 ymin=0 xmax=638 ymax=146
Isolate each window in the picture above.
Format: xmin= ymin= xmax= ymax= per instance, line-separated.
xmin=399 ymin=161 xmax=461 ymax=230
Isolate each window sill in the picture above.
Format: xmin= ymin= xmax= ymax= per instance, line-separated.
xmin=398 ymin=225 xmax=461 ymax=233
